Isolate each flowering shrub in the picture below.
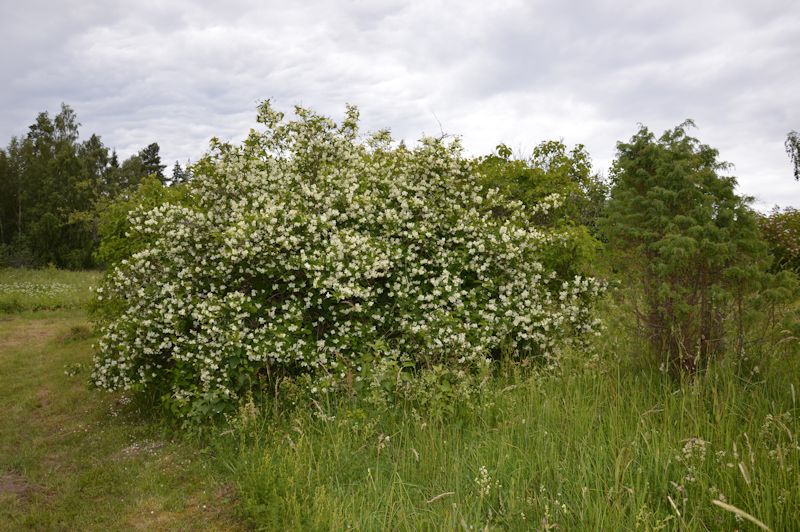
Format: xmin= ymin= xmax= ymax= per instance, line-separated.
xmin=91 ymin=102 xmax=606 ymax=422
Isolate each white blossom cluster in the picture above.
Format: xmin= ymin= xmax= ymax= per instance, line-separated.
xmin=91 ymin=103 xmax=606 ymax=421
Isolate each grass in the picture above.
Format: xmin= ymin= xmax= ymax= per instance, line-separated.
xmin=218 ymin=337 xmax=800 ymax=530
xmin=2 ymin=267 xmax=799 ymax=530
xmin=220 ymin=364 xmax=799 ymax=530
xmin=0 ymin=267 xmax=101 ymax=313
xmin=0 ymin=270 xmax=244 ymax=531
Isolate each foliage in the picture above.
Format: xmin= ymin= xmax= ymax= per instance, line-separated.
xmin=94 ymin=176 xmax=189 ymax=268
xmin=477 ymin=140 xmax=608 ymax=235
xmin=91 ymin=102 xmax=606 ymax=423
xmin=221 ymin=346 xmax=800 ymax=531
xmin=137 ymin=142 xmax=167 ymax=183
xmin=759 ymin=207 xmax=800 ymax=274
xmin=0 ymin=104 xmax=168 ymax=268
xmin=171 ymin=160 xmax=193 ymax=184
xmin=6 ymin=266 xmax=799 ymax=530
xmin=602 ymin=121 xmax=793 ymax=374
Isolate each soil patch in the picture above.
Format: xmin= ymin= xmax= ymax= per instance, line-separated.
xmin=0 ymin=472 xmax=34 ymax=501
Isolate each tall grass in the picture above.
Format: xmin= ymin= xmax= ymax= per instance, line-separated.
xmin=218 ymin=347 xmax=799 ymax=530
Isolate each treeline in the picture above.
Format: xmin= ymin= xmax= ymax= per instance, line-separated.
xmin=1 ymin=103 xmax=797 ymax=277
xmin=0 ymin=104 xmax=190 ymax=268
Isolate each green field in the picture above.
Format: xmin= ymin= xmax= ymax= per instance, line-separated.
xmin=0 ymin=270 xmax=243 ymax=531
xmin=1 ymin=269 xmax=798 ymax=530
xmin=0 ymin=268 xmax=101 ymax=313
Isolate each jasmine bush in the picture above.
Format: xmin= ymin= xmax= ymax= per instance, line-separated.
xmin=91 ymin=103 xmax=605 ymax=423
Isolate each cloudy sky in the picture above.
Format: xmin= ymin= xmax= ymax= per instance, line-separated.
xmin=2 ymin=0 xmax=799 ymax=208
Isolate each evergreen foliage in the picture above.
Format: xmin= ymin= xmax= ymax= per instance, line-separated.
xmin=171 ymin=161 xmax=192 ymax=184
xmin=138 ymin=142 xmax=166 ymax=183
xmin=602 ymin=122 xmax=792 ymax=373
xmin=760 ymin=206 xmax=800 ymax=274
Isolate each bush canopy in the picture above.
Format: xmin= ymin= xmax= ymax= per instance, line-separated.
xmin=91 ymin=103 xmax=606 ymax=422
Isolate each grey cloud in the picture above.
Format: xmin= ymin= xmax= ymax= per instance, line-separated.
xmin=1 ymin=0 xmax=798 ymax=207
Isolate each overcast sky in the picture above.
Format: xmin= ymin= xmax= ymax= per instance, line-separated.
xmin=2 ymin=0 xmax=799 ymax=208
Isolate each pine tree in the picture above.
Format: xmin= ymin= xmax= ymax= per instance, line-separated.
xmin=170 ymin=160 xmax=192 ymax=184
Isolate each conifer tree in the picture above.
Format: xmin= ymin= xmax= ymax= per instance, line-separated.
xmin=138 ymin=142 xmax=166 ymax=182
xmin=170 ymin=160 xmax=192 ymax=184
xmin=602 ymin=122 xmax=775 ymax=373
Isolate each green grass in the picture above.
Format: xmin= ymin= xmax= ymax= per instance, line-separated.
xmin=0 ymin=268 xmax=101 ymax=313
xmin=220 ymin=348 xmax=800 ymax=530
xmin=0 ymin=283 xmax=243 ymax=530
xmin=3 ymin=268 xmax=799 ymax=530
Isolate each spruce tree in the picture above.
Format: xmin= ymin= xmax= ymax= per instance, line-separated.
xmin=138 ymin=142 xmax=166 ymax=182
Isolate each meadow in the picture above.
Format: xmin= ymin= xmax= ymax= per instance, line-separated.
xmin=0 ymin=269 xmax=243 ymax=531
xmin=1 ymin=268 xmax=797 ymax=530
xmin=2 ymin=105 xmax=799 ymax=531
xmin=217 ymin=314 xmax=800 ymax=530
xmin=0 ymin=268 xmax=100 ymax=313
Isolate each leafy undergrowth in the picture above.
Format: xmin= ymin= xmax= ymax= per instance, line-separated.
xmin=0 ymin=310 xmax=244 ymax=531
xmin=218 ymin=352 xmax=800 ymax=530
xmin=0 ymin=268 xmax=101 ymax=313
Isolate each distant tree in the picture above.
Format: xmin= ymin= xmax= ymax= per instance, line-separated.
xmin=787 ymin=130 xmax=800 ymax=180
xmin=171 ymin=161 xmax=183 ymax=184
xmin=0 ymin=149 xmax=9 ymax=243
xmin=98 ymin=149 xmax=120 ymax=197
xmin=0 ymin=104 xmax=179 ymax=267
xmin=100 ymin=146 xmax=171 ymax=198
xmin=170 ymin=160 xmax=192 ymax=184
xmin=54 ymin=103 xmax=80 ymax=144
xmin=117 ymin=154 xmax=146 ymax=191
xmin=72 ymin=133 xmax=111 ymax=254
xmin=79 ymin=134 xmax=109 ymax=181
xmin=1 ymin=138 xmax=26 ymax=243
xmin=138 ymin=142 xmax=166 ymax=182
xmin=0 ymin=104 xmax=110 ymax=266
